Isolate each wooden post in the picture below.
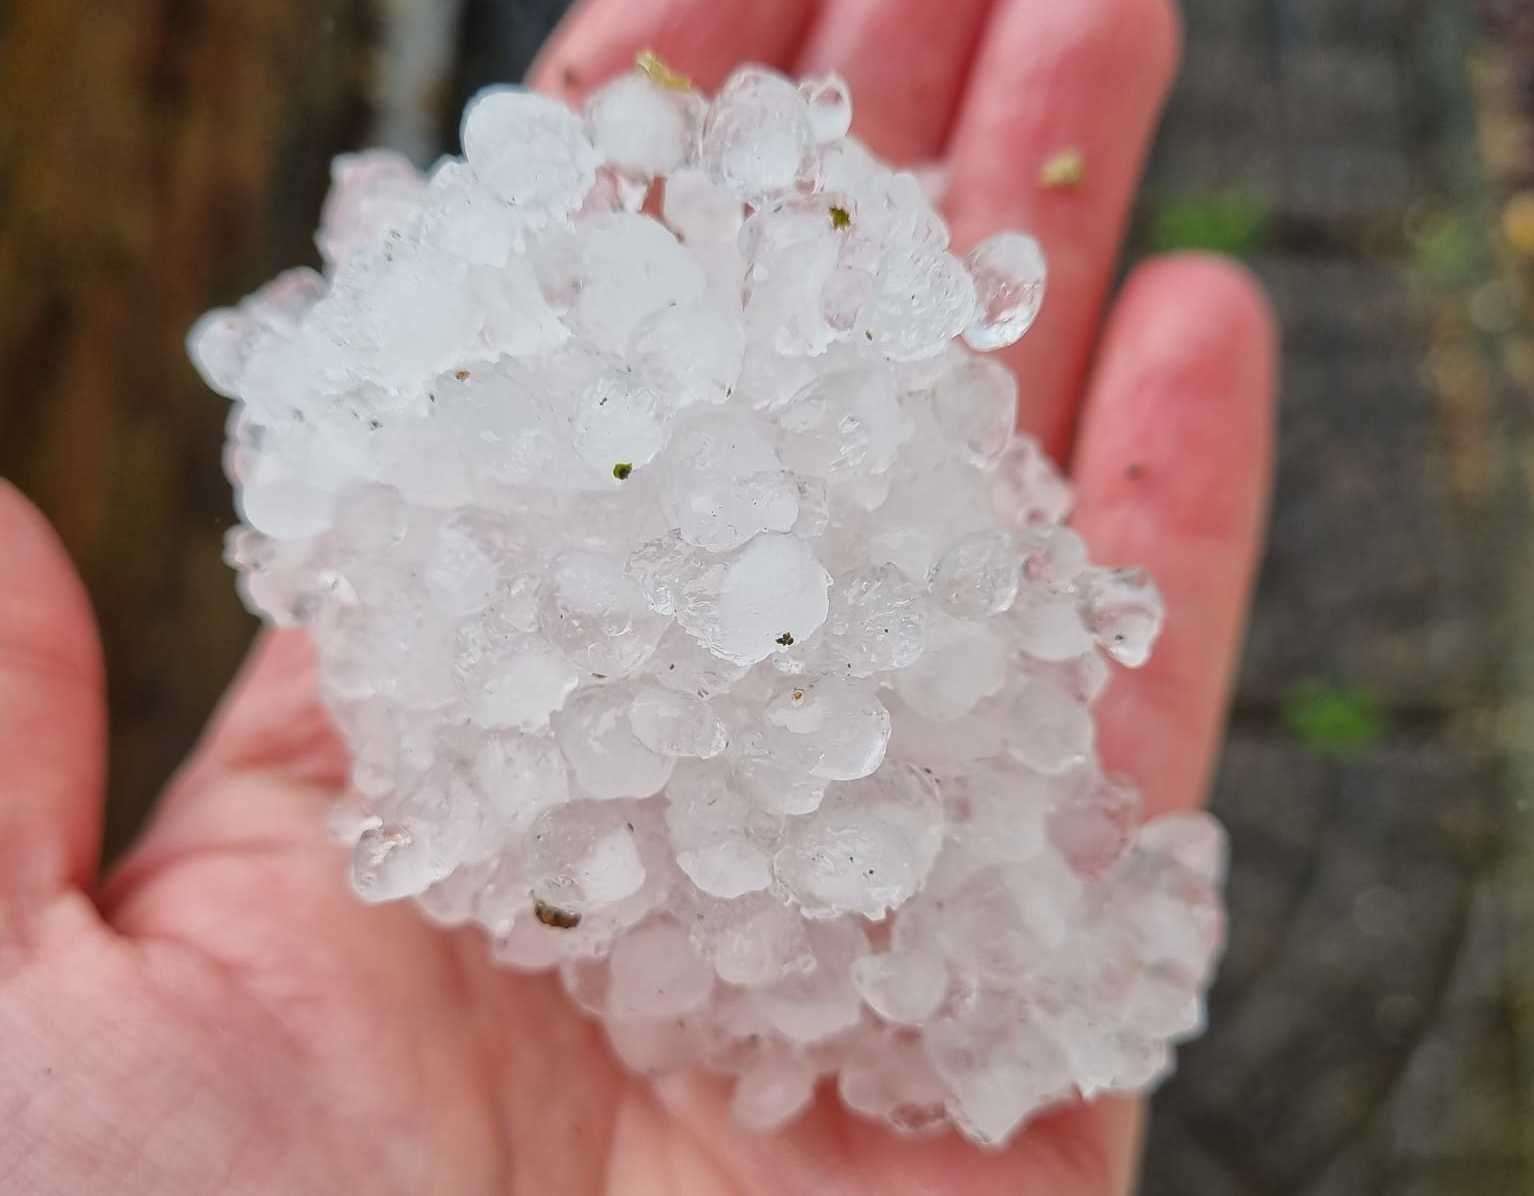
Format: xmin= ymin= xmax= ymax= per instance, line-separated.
xmin=0 ymin=0 xmax=374 ymax=854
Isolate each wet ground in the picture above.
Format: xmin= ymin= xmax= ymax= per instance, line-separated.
xmin=1142 ymin=2 xmax=1531 ymax=1190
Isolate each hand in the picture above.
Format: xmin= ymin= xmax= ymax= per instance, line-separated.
xmin=0 ymin=0 xmax=1274 ymax=1191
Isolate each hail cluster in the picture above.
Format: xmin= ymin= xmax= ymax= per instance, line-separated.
xmin=190 ymin=58 xmax=1225 ymax=1147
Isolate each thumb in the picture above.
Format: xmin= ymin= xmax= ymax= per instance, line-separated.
xmin=0 ymin=480 xmax=107 ymax=904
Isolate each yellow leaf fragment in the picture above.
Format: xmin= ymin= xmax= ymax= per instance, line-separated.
xmin=1040 ymin=148 xmax=1085 ymax=189
xmin=636 ymin=50 xmax=693 ymax=92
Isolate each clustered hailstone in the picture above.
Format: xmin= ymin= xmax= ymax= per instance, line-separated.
xmin=190 ymin=55 xmax=1226 ymax=1147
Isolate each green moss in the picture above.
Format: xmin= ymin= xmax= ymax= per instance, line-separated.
xmin=1282 ymin=682 xmax=1388 ymax=758
xmin=830 ymin=205 xmax=852 ymax=230
xmin=1408 ymin=210 xmax=1481 ymax=287
xmin=612 ymin=462 xmax=633 ymax=480
xmin=1147 ymin=190 xmax=1272 ymax=257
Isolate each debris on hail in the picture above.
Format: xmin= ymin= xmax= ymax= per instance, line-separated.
xmin=190 ymin=54 xmax=1224 ymax=1148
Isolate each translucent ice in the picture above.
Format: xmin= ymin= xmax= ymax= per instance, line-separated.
xmin=198 ymin=58 xmax=1224 ymax=1150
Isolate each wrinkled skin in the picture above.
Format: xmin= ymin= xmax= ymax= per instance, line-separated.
xmin=0 ymin=0 xmax=1276 ymax=1192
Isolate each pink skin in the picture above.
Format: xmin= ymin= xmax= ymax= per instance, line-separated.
xmin=0 ymin=0 xmax=1276 ymax=1192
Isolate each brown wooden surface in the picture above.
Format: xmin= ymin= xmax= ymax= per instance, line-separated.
xmin=0 ymin=0 xmax=373 ymax=853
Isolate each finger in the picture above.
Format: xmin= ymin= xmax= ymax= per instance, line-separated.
xmin=944 ymin=0 xmax=1182 ymax=459
xmin=0 ymin=481 xmax=106 ymax=900
xmin=529 ymin=0 xmax=820 ymax=102
xmin=189 ymin=629 xmax=348 ymax=791
xmin=102 ymin=628 xmax=346 ymax=915
xmin=794 ymin=0 xmax=996 ymax=163
xmin=1071 ymin=254 xmax=1278 ymax=820
xmin=129 ymin=629 xmax=346 ymax=841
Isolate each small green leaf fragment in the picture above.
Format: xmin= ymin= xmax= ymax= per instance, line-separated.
xmin=612 ymin=462 xmax=633 ymax=480
xmin=830 ymin=205 xmax=852 ymax=230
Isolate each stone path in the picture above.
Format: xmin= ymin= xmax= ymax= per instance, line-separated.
xmin=1141 ymin=2 xmax=1530 ymax=1191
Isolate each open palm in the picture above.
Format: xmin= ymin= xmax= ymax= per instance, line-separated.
xmin=0 ymin=0 xmax=1275 ymax=1192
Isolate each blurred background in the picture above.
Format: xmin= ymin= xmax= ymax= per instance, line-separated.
xmin=0 ymin=0 xmax=1530 ymax=1190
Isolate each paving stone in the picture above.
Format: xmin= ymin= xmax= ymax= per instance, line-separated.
xmin=1280 ymin=0 xmax=1425 ymax=47
xmin=1146 ymin=735 xmax=1494 ymax=1190
xmin=1253 ymin=257 xmax=1414 ymax=353
xmin=1281 ymin=46 xmax=1407 ymax=139
xmin=1281 ymin=142 xmax=1415 ymax=221
xmin=1140 ymin=1111 xmax=1266 ymax=1196
xmin=1236 ymin=345 xmax=1491 ymax=706
xmin=1177 ymin=0 xmax=1266 ymax=43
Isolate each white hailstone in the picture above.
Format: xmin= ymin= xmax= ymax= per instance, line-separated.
xmin=468 ymin=635 xmax=579 ymax=731
xmin=474 ymin=733 xmax=570 ymax=833
xmin=752 ymin=920 xmax=867 ymax=1043
xmin=424 ymin=160 xmax=524 ymax=267
xmin=554 ymin=686 xmax=675 ymax=800
xmin=1008 ymin=673 xmax=1096 ymax=775
xmin=351 ymin=821 xmax=445 ymax=903
xmin=461 ymin=88 xmax=599 ymax=216
xmin=941 ymin=757 xmax=1052 ymax=867
xmin=893 ymin=610 xmax=1008 ymax=721
xmin=962 ymin=232 xmax=1047 ymax=351
xmin=662 ymin=167 xmax=745 ymax=244
xmin=690 ymin=892 xmax=814 ymax=987
xmin=930 ymin=530 xmax=1021 ymax=618
xmin=713 ymin=534 xmax=831 ymax=665
xmin=764 ymin=676 xmax=891 ymax=781
xmin=628 ymin=685 xmax=728 ymax=759
xmin=851 ymin=948 xmax=948 ymax=1025
xmin=927 ymin=995 xmax=1076 ymax=1146
xmin=660 ymin=412 xmax=798 ymax=551
xmin=559 ymin=956 xmax=611 ymax=1017
xmin=1077 ymin=566 xmax=1166 ymax=668
xmin=864 ymin=248 xmax=977 ymax=362
xmin=732 ymin=1052 xmax=818 ymax=1132
xmin=572 ymin=214 xmax=707 ymax=351
xmin=928 ymin=356 xmax=1018 ymax=467
xmin=608 ymin=918 xmax=715 ymax=1019
xmin=645 ymin=624 xmax=750 ymax=699
xmin=799 ymin=73 xmax=853 ymax=143
xmin=424 ymin=516 xmax=501 ymax=616
xmin=1010 ymin=527 xmax=1095 ymax=662
xmin=702 ymin=67 xmax=816 ymax=202
xmin=317 ymin=150 xmax=428 ymax=268
xmin=631 ymin=303 xmax=745 ymax=409
xmin=817 ymin=564 xmax=928 ymax=676
xmin=585 ymin=73 xmax=702 ymax=177
xmin=665 ymin=762 xmax=774 ymax=898
xmin=730 ymin=728 xmax=831 ymax=817
xmin=1048 ymin=770 xmax=1141 ymax=877
xmin=993 ymin=435 xmax=1074 ymax=528
xmin=200 ymin=59 xmax=1221 ymax=1149
xmin=839 ymin=1029 xmax=948 ymax=1132
xmin=539 ymin=551 xmax=670 ymax=678
xmin=526 ymin=800 xmax=648 ymax=914
xmin=777 ymin=364 xmax=907 ymax=479
xmin=773 ymin=764 xmax=943 ymax=919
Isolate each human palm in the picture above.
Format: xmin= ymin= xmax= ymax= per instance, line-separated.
xmin=0 ymin=0 xmax=1276 ymax=1192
